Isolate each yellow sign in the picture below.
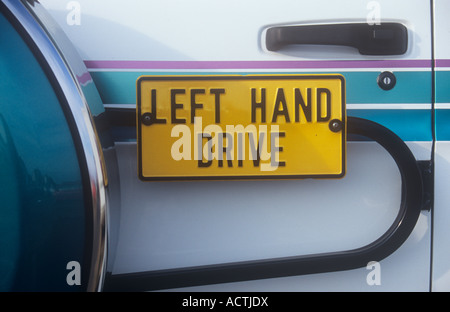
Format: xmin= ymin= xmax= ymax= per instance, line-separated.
xmin=137 ymin=75 xmax=346 ymax=180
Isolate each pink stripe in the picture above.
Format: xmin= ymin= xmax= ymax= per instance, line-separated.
xmin=84 ymin=59 xmax=433 ymax=70
xmin=435 ymin=59 xmax=450 ymax=67
xmin=76 ymin=71 xmax=93 ymax=86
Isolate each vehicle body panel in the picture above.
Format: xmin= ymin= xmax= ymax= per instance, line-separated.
xmin=0 ymin=0 xmax=444 ymax=291
xmin=431 ymin=0 xmax=450 ymax=292
xmin=40 ymin=0 xmax=435 ymax=291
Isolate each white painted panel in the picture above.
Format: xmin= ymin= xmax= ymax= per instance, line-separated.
xmin=164 ymin=211 xmax=431 ymax=292
xmin=112 ymin=142 xmax=403 ymax=274
xmin=433 ymin=0 xmax=450 ymax=60
xmin=40 ymin=0 xmax=431 ymax=61
xmin=432 ymin=142 xmax=450 ymax=291
xmin=431 ymin=0 xmax=450 ymax=292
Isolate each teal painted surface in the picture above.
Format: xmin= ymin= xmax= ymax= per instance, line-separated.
xmin=436 ymin=109 xmax=450 ymax=141
xmin=435 ymin=71 xmax=450 ymax=104
xmin=348 ymin=109 xmax=432 ymax=142
xmin=0 ymin=114 xmax=21 ymax=291
xmin=90 ymin=70 xmax=433 ymax=142
xmin=344 ymin=71 xmax=431 ymax=104
xmin=0 ymin=13 xmax=85 ymax=291
xmin=435 ymin=71 xmax=450 ymax=141
xmin=90 ymin=70 xmax=432 ymax=105
xmin=80 ymin=78 xmax=105 ymax=117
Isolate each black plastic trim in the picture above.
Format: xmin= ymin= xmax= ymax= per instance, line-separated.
xmin=96 ymin=108 xmax=136 ymax=130
xmin=104 ymin=116 xmax=423 ymax=291
xmin=266 ymin=23 xmax=408 ymax=55
xmin=417 ymin=160 xmax=433 ymax=211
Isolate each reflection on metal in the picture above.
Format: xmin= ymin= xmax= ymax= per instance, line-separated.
xmin=3 ymin=0 xmax=108 ymax=291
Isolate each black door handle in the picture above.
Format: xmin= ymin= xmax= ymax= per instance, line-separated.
xmin=266 ymin=23 xmax=408 ymax=55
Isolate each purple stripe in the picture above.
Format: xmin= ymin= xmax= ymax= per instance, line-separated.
xmin=76 ymin=71 xmax=93 ymax=85
xmin=84 ymin=59 xmax=433 ymax=70
xmin=435 ymin=59 xmax=450 ymax=67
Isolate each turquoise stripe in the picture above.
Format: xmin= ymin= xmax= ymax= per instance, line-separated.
xmin=90 ymin=71 xmax=432 ymax=105
xmin=436 ymin=109 xmax=450 ymax=141
xmin=435 ymin=71 xmax=450 ymax=103
xmin=91 ymin=71 xmax=432 ymax=142
xmin=345 ymin=71 xmax=431 ymax=104
xmin=80 ymin=80 xmax=105 ymax=116
xmin=434 ymin=71 xmax=450 ymax=140
xmin=348 ymin=109 xmax=432 ymax=142
xmin=91 ymin=71 xmax=137 ymax=104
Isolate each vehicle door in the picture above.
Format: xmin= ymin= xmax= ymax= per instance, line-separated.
xmin=41 ymin=0 xmax=434 ymax=291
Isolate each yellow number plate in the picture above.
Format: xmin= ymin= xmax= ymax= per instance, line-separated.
xmin=137 ymin=75 xmax=346 ymax=180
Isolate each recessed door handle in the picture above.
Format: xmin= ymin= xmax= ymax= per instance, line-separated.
xmin=265 ymin=23 xmax=408 ymax=55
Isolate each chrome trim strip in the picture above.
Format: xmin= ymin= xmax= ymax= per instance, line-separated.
xmin=2 ymin=0 xmax=108 ymax=291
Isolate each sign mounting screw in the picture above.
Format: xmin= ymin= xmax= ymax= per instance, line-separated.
xmin=329 ymin=119 xmax=343 ymax=132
